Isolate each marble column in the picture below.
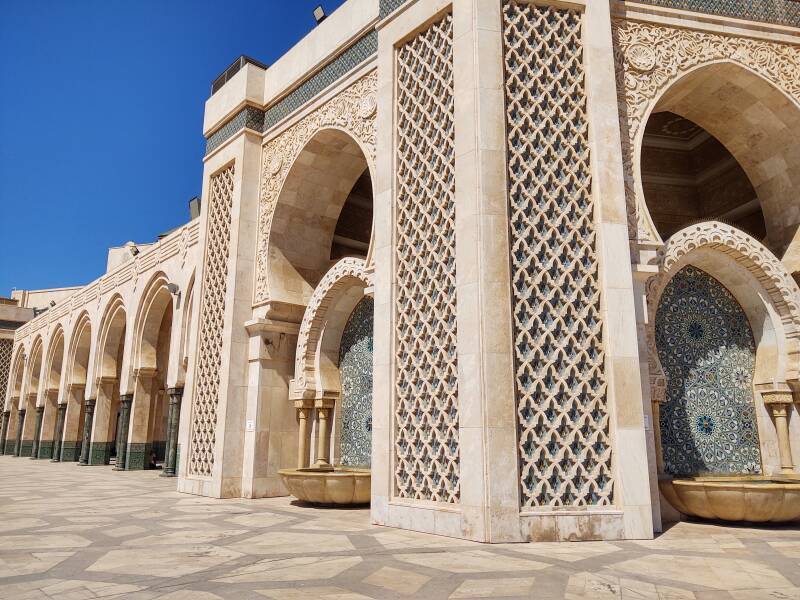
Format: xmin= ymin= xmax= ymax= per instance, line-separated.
xmin=78 ymin=399 xmax=96 ymax=465
xmin=13 ymin=409 xmax=25 ymax=456
xmin=763 ymin=391 xmax=795 ymax=474
xmin=114 ymin=395 xmax=133 ymax=471
xmin=296 ymin=404 xmax=312 ymax=469
xmin=30 ymin=406 xmax=44 ymax=459
xmin=313 ymin=403 xmax=334 ymax=470
xmin=51 ymin=404 xmax=66 ymax=462
xmin=0 ymin=411 xmax=9 ymax=455
xmin=161 ymin=387 xmax=183 ymax=477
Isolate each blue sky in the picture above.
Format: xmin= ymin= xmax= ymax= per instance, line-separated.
xmin=0 ymin=0 xmax=346 ymax=296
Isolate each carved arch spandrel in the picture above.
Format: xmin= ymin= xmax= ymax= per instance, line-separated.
xmin=646 ymin=222 xmax=800 ymax=405
xmin=612 ymin=19 xmax=800 ymax=242
xmin=255 ymin=71 xmax=377 ymax=305
xmin=290 ymin=257 xmax=372 ymax=401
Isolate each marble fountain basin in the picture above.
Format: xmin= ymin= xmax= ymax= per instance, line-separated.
xmin=659 ymin=475 xmax=800 ymax=523
xmin=279 ymin=467 xmax=371 ymax=505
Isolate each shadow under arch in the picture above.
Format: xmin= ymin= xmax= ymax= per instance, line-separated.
xmin=646 ymin=221 xmax=800 ymax=476
xmin=636 ymin=60 xmax=800 ymax=268
xmin=264 ymin=127 xmax=375 ymax=312
xmin=61 ymin=311 xmax=92 ymax=461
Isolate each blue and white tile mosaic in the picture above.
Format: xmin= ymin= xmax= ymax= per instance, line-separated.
xmin=338 ymin=296 xmax=373 ymax=467
xmin=655 ymin=266 xmax=761 ymax=476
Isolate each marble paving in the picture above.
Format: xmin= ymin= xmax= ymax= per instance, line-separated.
xmin=1 ymin=457 xmax=799 ymax=599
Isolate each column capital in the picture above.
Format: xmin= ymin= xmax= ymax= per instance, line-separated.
xmin=35 ymin=405 xmax=44 ymax=414
xmin=134 ymin=367 xmax=158 ymax=380
xmin=84 ymin=397 xmax=97 ymax=408
xmin=166 ymin=387 xmax=184 ymax=398
xmin=762 ymin=390 xmax=793 ymax=405
xmin=119 ymin=394 xmax=133 ymax=407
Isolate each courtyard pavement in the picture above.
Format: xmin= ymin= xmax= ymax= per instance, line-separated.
xmin=1 ymin=456 xmax=800 ymax=599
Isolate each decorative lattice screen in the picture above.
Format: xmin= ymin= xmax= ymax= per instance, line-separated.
xmin=0 ymin=340 xmax=11 ymax=411
xmin=394 ymin=12 xmax=460 ymax=504
xmin=502 ymin=1 xmax=613 ymax=508
xmin=189 ymin=164 xmax=234 ymax=477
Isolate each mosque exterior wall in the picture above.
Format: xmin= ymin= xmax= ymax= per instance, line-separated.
xmin=5 ymin=0 xmax=800 ymax=543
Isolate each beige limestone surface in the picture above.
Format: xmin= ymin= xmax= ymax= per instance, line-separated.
xmin=2 ymin=456 xmax=800 ymax=599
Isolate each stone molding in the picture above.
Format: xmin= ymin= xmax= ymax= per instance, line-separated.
xmin=613 ymin=18 xmax=800 ymax=242
xmin=645 ymin=221 xmax=800 ymax=403
xmin=254 ymin=71 xmax=377 ymax=305
xmin=290 ymin=257 xmax=372 ymax=401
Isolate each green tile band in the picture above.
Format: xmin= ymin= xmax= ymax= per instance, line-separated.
xmin=89 ymin=442 xmax=113 ymax=465
xmin=38 ymin=441 xmax=54 ymax=460
xmin=60 ymin=441 xmax=81 ymax=462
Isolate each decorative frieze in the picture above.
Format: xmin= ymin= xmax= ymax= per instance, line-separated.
xmin=612 ymin=19 xmax=800 ymax=241
xmin=255 ymin=73 xmax=377 ymax=305
xmin=502 ymin=1 xmax=613 ymax=508
xmin=393 ymin=12 xmax=460 ymax=504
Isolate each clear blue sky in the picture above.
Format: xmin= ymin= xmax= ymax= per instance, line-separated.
xmin=0 ymin=0 xmax=346 ymax=296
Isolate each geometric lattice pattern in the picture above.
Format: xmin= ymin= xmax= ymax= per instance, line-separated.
xmin=338 ymin=297 xmax=374 ymax=468
xmin=189 ymin=164 xmax=234 ymax=477
xmin=394 ymin=13 xmax=460 ymax=504
xmin=503 ymin=1 xmax=613 ymax=508
xmin=656 ymin=266 xmax=761 ymax=476
xmin=0 ymin=339 xmax=11 ymax=412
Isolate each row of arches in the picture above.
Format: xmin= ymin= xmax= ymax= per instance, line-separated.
xmin=2 ymin=271 xmax=195 ymax=477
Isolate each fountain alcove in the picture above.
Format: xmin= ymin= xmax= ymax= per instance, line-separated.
xmin=280 ymin=295 xmax=373 ymax=506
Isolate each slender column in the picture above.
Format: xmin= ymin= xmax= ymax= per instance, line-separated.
xmin=114 ymin=395 xmax=133 ymax=471
xmin=313 ymin=405 xmax=333 ymax=470
xmin=651 ymin=395 xmax=665 ymax=475
xmin=773 ymin=405 xmax=794 ymax=474
xmin=13 ymin=409 xmax=25 ymax=456
xmin=296 ymin=405 xmax=311 ymax=469
xmin=0 ymin=411 xmax=9 ymax=454
xmin=763 ymin=391 xmax=795 ymax=474
xmin=161 ymin=387 xmax=183 ymax=477
xmin=78 ymin=399 xmax=96 ymax=465
xmin=51 ymin=404 xmax=67 ymax=462
xmin=30 ymin=406 xmax=44 ymax=459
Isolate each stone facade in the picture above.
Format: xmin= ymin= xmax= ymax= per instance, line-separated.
xmin=5 ymin=0 xmax=800 ymax=544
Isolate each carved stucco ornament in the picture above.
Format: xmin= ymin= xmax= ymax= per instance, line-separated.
xmin=613 ymin=19 xmax=800 ymax=243
xmin=290 ymin=257 xmax=372 ymax=400
xmin=255 ymin=72 xmax=377 ymax=305
xmin=645 ymin=221 xmax=800 ymax=403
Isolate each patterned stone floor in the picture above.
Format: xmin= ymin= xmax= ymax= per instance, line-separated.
xmin=1 ymin=457 xmax=800 ymax=599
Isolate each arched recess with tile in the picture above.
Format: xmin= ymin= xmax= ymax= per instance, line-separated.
xmin=62 ymin=312 xmax=92 ymax=462
xmin=126 ymin=273 xmax=174 ymax=471
xmin=646 ymin=222 xmax=800 ymax=490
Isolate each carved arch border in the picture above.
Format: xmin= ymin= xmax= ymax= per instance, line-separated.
xmin=645 ymin=222 xmax=800 ymax=409
xmin=612 ymin=18 xmax=800 ymax=242
xmin=254 ymin=71 xmax=377 ymax=305
xmin=290 ymin=257 xmax=373 ymax=401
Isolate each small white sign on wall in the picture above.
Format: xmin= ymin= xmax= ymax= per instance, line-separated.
xmin=246 ymin=420 xmax=255 ymax=432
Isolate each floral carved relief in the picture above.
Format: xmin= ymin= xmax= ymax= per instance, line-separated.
xmin=255 ymin=72 xmax=377 ymax=305
xmin=291 ymin=257 xmax=372 ymax=401
xmin=613 ymin=19 xmax=800 ymax=242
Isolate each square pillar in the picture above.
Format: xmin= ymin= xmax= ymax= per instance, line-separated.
xmin=178 ymin=128 xmax=263 ymax=498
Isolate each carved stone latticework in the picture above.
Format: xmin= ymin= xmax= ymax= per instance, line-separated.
xmin=613 ymin=19 xmax=800 ymax=241
xmin=255 ymin=72 xmax=377 ymax=304
xmin=291 ymin=257 xmax=372 ymax=400
xmin=394 ymin=13 xmax=460 ymax=504
xmin=0 ymin=340 xmax=12 ymax=412
xmin=503 ymin=1 xmax=613 ymax=508
xmin=189 ymin=164 xmax=234 ymax=477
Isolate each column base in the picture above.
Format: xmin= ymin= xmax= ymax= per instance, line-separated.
xmin=160 ymin=471 xmax=176 ymax=478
